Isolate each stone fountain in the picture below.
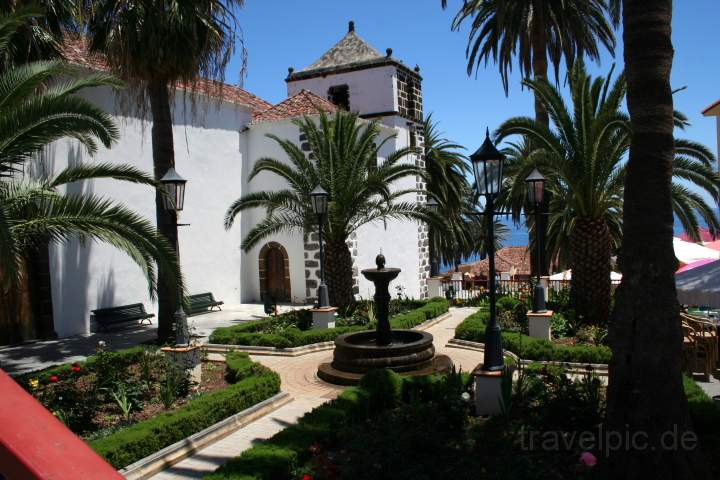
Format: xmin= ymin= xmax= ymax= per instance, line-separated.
xmin=317 ymin=254 xmax=451 ymax=385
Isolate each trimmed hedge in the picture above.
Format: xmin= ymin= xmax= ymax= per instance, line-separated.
xmin=455 ymin=310 xmax=612 ymax=364
xmin=209 ymin=298 xmax=450 ymax=348
xmin=89 ymin=352 xmax=280 ymax=469
xmin=14 ymin=346 xmax=150 ymax=386
xmin=206 ymin=369 xmax=467 ymax=480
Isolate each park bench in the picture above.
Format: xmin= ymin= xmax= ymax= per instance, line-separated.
xmin=91 ymin=303 xmax=154 ymax=331
xmin=185 ymin=292 xmax=224 ymax=316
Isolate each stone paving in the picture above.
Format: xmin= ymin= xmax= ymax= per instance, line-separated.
xmin=148 ymin=307 xmax=483 ymax=480
xmin=0 ymin=303 xmax=307 ymax=375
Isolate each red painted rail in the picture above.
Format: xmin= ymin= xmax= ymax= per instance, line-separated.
xmin=0 ymin=369 xmax=123 ymax=479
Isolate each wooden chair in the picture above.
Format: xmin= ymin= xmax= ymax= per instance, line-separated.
xmin=681 ymin=316 xmax=717 ymax=381
xmin=683 ymin=314 xmax=718 ymax=364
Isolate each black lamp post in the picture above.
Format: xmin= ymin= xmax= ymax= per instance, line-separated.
xmin=160 ymin=167 xmax=188 ymax=345
xmin=470 ymin=128 xmax=505 ymax=371
xmin=525 ymin=168 xmax=548 ymax=313
xmin=310 ymin=185 xmax=330 ymax=308
xmin=426 ymin=196 xmax=439 ymax=277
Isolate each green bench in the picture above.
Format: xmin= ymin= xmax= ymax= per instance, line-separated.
xmin=91 ymin=303 xmax=154 ymax=331
xmin=185 ymin=292 xmax=224 ymax=316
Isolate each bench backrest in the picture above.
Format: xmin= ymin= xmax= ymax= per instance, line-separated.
xmin=188 ymin=292 xmax=215 ymax=303
xmin=92 ymin=303 xmax=148 ymax=319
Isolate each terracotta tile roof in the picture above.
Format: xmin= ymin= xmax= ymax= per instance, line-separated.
xmin=251 ymin=89 xmax=337 ymax=124
xmin=443 ymin=246 xmax=532 ymax=279
xmin=59 ymin=36 xmax=273 ymax=112
xmin=702 ymin=99 xmax=720 ymax=116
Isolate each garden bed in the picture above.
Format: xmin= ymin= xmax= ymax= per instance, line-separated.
xmin=207 ymin=368 xmax=720 ymax=479
xmin=14 ymin=348 xmax=280 ymax=469
xmin=455 ymin=308 xmax=612 ymax=364
xmin=209 ymin=298 xmax=450 ymax=349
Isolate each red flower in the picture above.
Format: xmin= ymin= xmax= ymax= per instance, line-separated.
xmin=49 ymin=375 xmax=59 ymax=382
xmin=302 ymin=476 xmax=313 ymax=480
xmin=72 ymin=366 xmax=81 ymax=373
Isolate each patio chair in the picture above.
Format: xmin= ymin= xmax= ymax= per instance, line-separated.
xmin=681 ymin=318 xmax=715 ymax=381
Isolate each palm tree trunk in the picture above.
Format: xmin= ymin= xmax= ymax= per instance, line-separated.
xmin=148 ymin=81 xmax=179 ymax=343
xmin=569 ymin=217 xmax=611 ymax=327
xmin=531 ymin=4 xmax=549 ymax=127
xmin=604 ymin=1 xmax=708 ymax=477
xmin=27 ymin=240 xmax=56 ymax=339
xmin=324 ymin=238 xmax=354 ymax=309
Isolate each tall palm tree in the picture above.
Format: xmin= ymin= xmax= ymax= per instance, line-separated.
xmin=0 ymin=53 xmax=181 ymax=343
xmin=225 ymin=111 xmax=432 ymax=309
xmin=605 ymin=1 xmax=709 ymax=477
xmin=441 ymin=0 xmax=616 ymax=126
xmin=84 ymin=0 xmax=243 ymax=341
xmin=497 ymin=62 xmax=720 ymax=327
xmin=423 ymin=114 xmax=470 ymax=275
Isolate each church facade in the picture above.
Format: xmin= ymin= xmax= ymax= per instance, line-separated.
xmin=48 ymin=23 xmax=431 ymax=337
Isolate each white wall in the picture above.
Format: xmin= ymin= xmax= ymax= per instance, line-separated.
xmin=287 ymin=65 xmax=397 ymax=116
xmin=240 ymin=120 xmax=307 ymax=303
xmin=48 ymin=86 xmax=250 ymax=336
xmin=354 ymin=117 xmax=423 ymax=299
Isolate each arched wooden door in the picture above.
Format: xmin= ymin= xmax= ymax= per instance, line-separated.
xmin=259 ymin=242 xmax=290 ymax=302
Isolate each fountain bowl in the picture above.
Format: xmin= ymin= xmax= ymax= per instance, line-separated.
xmin=317 ymin=329 xmax=452 ymax=385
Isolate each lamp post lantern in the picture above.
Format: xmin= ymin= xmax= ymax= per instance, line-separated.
xmin=525 ymin=168 xmax=548 ymax=313
xmin=310 ymin=185 xmax=330 ymax=308
xmin=470 ymin=128 xmax=505 ymax=371
xmin=160 ymin=167 xmax=188 ymax=345
xmin=426 ymin=196 xmax=439 ymax=277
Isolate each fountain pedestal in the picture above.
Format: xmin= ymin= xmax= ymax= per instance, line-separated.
xmin=317 ymin=254 xmax=452 ymax=385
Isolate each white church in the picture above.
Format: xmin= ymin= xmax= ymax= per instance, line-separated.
xmin=48 ymin=22 xmax=431 ymax=337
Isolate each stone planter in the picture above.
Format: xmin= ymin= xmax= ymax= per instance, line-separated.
xmin=311 ymin=307 xmax=337 ymax=329
xmin=161 ymin=345 xmax=203 ymax=385
xmin=527 ymin=310 xmax=553 ymax=340
xmin=472 ymin=365 xmax=507 ymax=416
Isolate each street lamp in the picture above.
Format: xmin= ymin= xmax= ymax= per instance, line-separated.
xmin=310 ymin=185 xmax=330 ymax=307
xmin=525 ymin=168 xmax=548 ymax=313
xmin=470 ymin=128 xmax=505 ymax=371
xmin=160 ymin=166 xmax=188 ymax=345
xmin=426 ymin=196 xmax=439 ymax=277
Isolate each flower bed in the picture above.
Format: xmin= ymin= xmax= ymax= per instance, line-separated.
xmin=209 ymin=298 xmax=449 ymax=348
xmin=455 ymin=309 xmax=612 ymax=364
xmin=207 ymin=368 xmax=720 ymax=479
xmin=15 ymin=349 xmax=280 ymax=469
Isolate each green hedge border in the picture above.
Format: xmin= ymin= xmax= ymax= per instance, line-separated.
xmin=87 ymin=352 xmax=280 ymax=469
xmin=455 ymin=310 xmax=612 ymax=364
xmin=209 ymin=298 xmax=450 ymax=348
xmin=206 ymin=369 xmax=467 ymax=479
xmin=14 ymin=346 xmax=149 ymax=386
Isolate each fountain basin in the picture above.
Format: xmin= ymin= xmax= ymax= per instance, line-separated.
xmin=318 ymin=329 xmax=451 ymax=385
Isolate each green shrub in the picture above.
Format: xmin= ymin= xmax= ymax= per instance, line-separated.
xmin=209 ymin=298 xmax=449 ymax=348
xmin=496 ymin=296 xmax=520 ymax=313
xmin=90 ymin=353 xmax=280 ymax=469
xmin=455 ymin=310 xmax=612 ymax=364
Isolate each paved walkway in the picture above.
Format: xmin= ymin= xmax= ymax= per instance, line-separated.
xmin=0 ymin=303 xmax=307 ymax=375
xmin=149 ymin=307 xmax=482 ymax=480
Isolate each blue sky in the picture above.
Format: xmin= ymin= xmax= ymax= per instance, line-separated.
xmin=227 ymin=0 xmax=720 ymax=162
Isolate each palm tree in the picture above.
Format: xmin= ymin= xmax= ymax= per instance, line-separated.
xmin=84 ymin=0 xmax=243 ymax=340
xmin=604 ymin=1 xmax=709 ymax=476
xmin=496 ymin=62 xmax=720 ymax=327
xmin=441 ymin=0 xmax=616 ymax=126
xmin=0 ymin=53 xmax=181 ymax=343
xmin=423 ymin=114 xmax=470 ymax=275
xmin=225 ymin=111 xmax=432 ymax=309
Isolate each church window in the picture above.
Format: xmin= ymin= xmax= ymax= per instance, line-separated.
xmin=327 ymin=85 xmax=350 ymax=110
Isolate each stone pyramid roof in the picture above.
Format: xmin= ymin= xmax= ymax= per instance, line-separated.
xmin=302 ymin=23 xmax=383 ymax=72
xmin=287 ymin=22 xmax=419 ymax=82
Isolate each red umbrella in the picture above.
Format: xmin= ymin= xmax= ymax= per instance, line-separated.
xmin=676 ymin=258 xmax=718 ymax=274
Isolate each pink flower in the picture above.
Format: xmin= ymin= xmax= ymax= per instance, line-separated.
xmin=580 ymin=451 xmax=597 ymax=467
xmin=49 ymin=375 xmax=59 ymax=383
